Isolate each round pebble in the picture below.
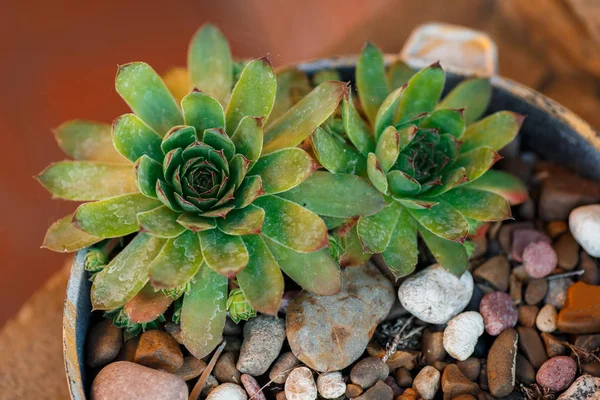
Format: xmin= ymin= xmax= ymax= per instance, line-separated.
xmin=269 ymin=352 xmax=301 ymax=384
xmin=317 ymin=372 xmax=346 ymax=399
xmin=443 ymin=312 xmax=484 ymax=361
xmin=512 ymin=228 xmax=551 ymax=261
xmin=523 ymin=241 xmax=557 ymax=278
xmin=350 ymin=357 xmax=389 ymax=389
xmin=214 ymin=351 xmax=241 ymax=384
xmin=285 ymin=367 xmax=317 ymax=400
xmin=536 ymin=356 xmax=577 ymax=392
xmin=413 ymin=365 xmax=440 ymax=400
xmin=479 ymin=292 xmax=518 ymax=336
xmin=536 ymin=304 xmax=558 ymax=333
xmin=206 ymin=383 xmax=248 ymax=400
xmin=237 ymin=315 xmax=286 ymax=376
xmin=241 ymin=374 xmax=266 ymax=400
xmin=569 ymin=204 xmax=600 ymax=257
xmin=86 ymin=320 xmax=123 ymax=369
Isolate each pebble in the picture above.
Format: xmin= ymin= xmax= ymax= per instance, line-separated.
xmin=412 ymin=365 xmax=440 ymax=400
xmin=206 ymin=383 xmax=248 ymax=400
xmin=398 ymin=264 xmax=473 ymax=324
xmin=509 ymin=274 xmax=523 ymax=305
xmin=384 ymin=376 xmax=403 ymax=397
xmin=479 ymin=292 xmax=518 ymax=336
xmin=201 ymin=375 xmax=219 ymax=397
xmin=574 ymin=334 xmax=600 ymax=352
xmin=164 ymin=322 xmax=183 ymax=345
xmin=525 ymin=279 xmax=548 ymax=305
xmin=286 ymin=264 xmax=394 ymax=372
xmin=350 ymin=357 xmax=389 ymax=389
xmin=517 ymin=326 xmax=548 ymax=369
xmin=90 ymin=361 xmax=187 ymax=400
xmin=554 ymin=232 xmax=580 ymax=270
xmin=133 ymin=330 xmax=183 ymax=373
xmin=443 ymin=312 xmax=484 ymax=361
xmin=473 ymin=255 xmax=510 ymax=291
xmin=536 ymin=356 xmax=577 ymax=392
xmin=86 ymin=320 xmax=123 ymax=369
xmin=518 ymin=305 xmax=539 ymax=328
xmin=237 ymin=315 xmax=285 ymax=376
xmin=547 ymin=220 xmax=569 ymax=238
xmin=557 ymin=281 xmax=600 ymax=333
xmin=516 ymin=353 xmax=536 ymax=384
xmin=523 ymin=241 xmax=557 ymax=278
xmin=457 ymin=358 xmax=481 ymax=382
xmin=546 ymin=277 xmax=573 ymax=308
xmin=538 ymin=170 xmax=600 ymax=221
xmin=441 ymin=364 xmax=479 ymax=398
xmin=345 ymin=383 xmax=363 ymax=397
xmin=454 ymin=395 xmax=478 ymax=400
xmin=478 ymin=361 xmax=489 ymax=391
xmin=569 ymin=205 xmax=600 ymax=257
xmin=285 ymin=367 xmax=317 ymax=400
xmin=396 ymin=367 xmax=413 ymax=387
xmin=422 ymin=330 xmax=447 ymax=365
xmin=317 ymin=372 xmax=346 ymax=399
xmin=173 ymin=356 xmax=206 ymax=381
xmin=581 ymin=251 xmax=600 ymax=285
xmin=583 ymin=362 xmax=600 ymax=377
xmin=354 ymin=380 xmax=393 ymax=400
xmin=397 ymin=387 xmax=418 ymax=400
xmin=385 ymin=349 xmax=420 ymax=370
xmin=536 ymin=304 xmax=558 ymax=332
xmin=511 ymin=229 xmax=551 ymax=262
xmin=557 ymin=374 xmax=600 ymax=399
xmin=214 ymin=351 xmax=241 ymax=384
xmin=269 ymin=352 xmax=301 ymax=384
xmin=487 ymin=328 xmax=518 ymax=398
xmin=498 ymin=222 xmax=533 ymax=254
xmin=541 ymin=332 xmax=567 ymax=358
xmin=241 ymin=374 xmax=266 ymax=400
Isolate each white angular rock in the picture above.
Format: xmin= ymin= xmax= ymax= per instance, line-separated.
xmin=413 ymin=365 xmax=440 ymax=400
xmin=398 ymin=264 xmax=474 ymax=324
xmin=443 ymin=311 xmax=484 ymax=361
xmin=285 ymin=367 xmax=317 ymax=400
xmin=558 ymin=374 xmax=600 ymax=399
xmin=569 ymin=205 xmax=600 ymax=257
xmin=206 ymin=383 xmax=248 ymax=400
xmin=317 ymin=371 xmax=346 ymax=399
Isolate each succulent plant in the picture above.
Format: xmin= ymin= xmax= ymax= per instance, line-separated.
xmin=296 ymin=43 xmax=528 ymax=278
xmin=37 ymin=25 xmax=385 ymax=358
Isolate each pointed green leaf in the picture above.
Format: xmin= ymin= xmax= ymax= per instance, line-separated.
xmin=234 ymin=175 xmax=265 ymax=208
xmin=419 ymin=226 xmax=469 ymax=276
xmin=376 ymin=126 xmax=400 ymax=173
xmin=387 ymin=60 xmax=414 ymax=90
xmin=464 ymin=169 xmax=528 ymax=205
xmin=251 ymin=148 xmax=317 ymax=195
xmin=279 ymin=171 xmax=385 ymax=218
xmin=115 ymin=62 xmax=183 ymax=135
xmin=54 ymin=120 xmax=127 ymax=163
xmin=228 ymin=153 xmax=250 ymax=191
xmin=396 ymin=62 xmax=445 ymax=123
xmin=438 ymin=78 xmax=492 ymax=125
xmin=366 ymin=153 xmax=388 ymax=194
xmin=231 ymin=116 xmax=263 ymax=162
xmin=74 ymin=193 xmax=162 ymax=238
xmin=200 ymin=206 xmax=235 ymax=218
xmin=135 ymin=155 xmax=163 ymax=198
xmin=181 ymin=262 xmax=228 ymax=358
xmin=310 ymin=127 xmax=364 ymax=174
xmin=124 ymin=282 xmax=174 ymax=324
xmin=420 ymin=108 xmax=465 ymax=138
xmin=254 ymin=195 xmax=328 ymax=252
xmin=374 ymin=86 xmax=406 ymax=141
xmin=322 ymin=216 xmax=348 ymax=230
xmin=441 ymin=187 xmax=512 ymax=222
xmin=112 ymin=114 xmax=163 ymax=162
xmin=161 ymin=125 xmax=197 ymax=154
xmin=263 ymin=237 xmax=341 ymax=296
xmin=407 ymin=201 xmax=469 ymax=242
xmin=156 ymin=180 xmax=180 ymax=212
xmin=225 ymin=58 xmax=276 ymax=132
xmin=396 ymin=198 xmax=439 ymax=210
xmin=268 ymin=68 xmax=311 ymax=125
xmin=203 ymin=128 xmax=235 ymax=160
xmin=337 ymin=222 xmax=372 ymax=267
xmin=263 ymin=81 xmax=347 ymax=154
xmin=454 ymin=147 xmax=501 ymax=181
xmin=382 ymin=208 xmax=418 ymax=278
xmin=198 ymin=228 xmax=249 ymax=277
xmin=217 ymin=204 xmax=264 ymax=235
xmin=397 ymin=125 xmax=418 ymax=151
xmin=188 ymin=24 xmax=232 ymax=106
xmin=342 ymin=93 xmax=375 ymax=155
xmin=91 ymin=233 xmax=166 ymax=310
xmin=148 ymin=230 xmax=203 ymax=289
xmin=312 ymin=69 xmax=342 ymax=86
xmin=237 ymin=235 xmax=284 ymax=315
xmin=357 ymin=202 xmax=401 ymax=253
xmin=38 ymin=161 xmax=138 ymax=201
xmin=176 ymin=214 xmax=216 ymax=232
xmin=388 ymin=170 xmax=421 ymax=196
xmin=137 ymin=206 xmax=185 ymax=238
xmin=357 ymin=42 xmax=389 ymax=125
xmin=424 ymin=167 xmax=469 ymax=197
xmin=42 ymin=214 xmax=102 ymax=252
xmin=182 ymin=91 xmax=225 ymax=135
xmin=460 ymin=111 xmax=524 ymax=152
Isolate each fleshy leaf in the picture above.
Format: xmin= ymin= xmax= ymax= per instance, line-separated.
xmin=268 ymin=68 xmax=311 ymax=125
xmin=357 ymin=42 xmax=389 ymax=125
xmin=441 ymin=187 xmax=512 ymax=222
xmin=437 ymin=78 xmax=492 ymax=125
xmin=115 ymin=62 xmax=183 ymax=135
xmin=231 ymin=116 xmax=263 ymax=163
xmin=124 ymin=282 xmax=174 ymax=324
xmin=162 ymin=67 xmax=189 ymax=103
xmin=310 ymin=127 xmax=364 ymax=174
xmin=233 ymin=175 xmax=264 ymax=208
xmin=74 ymin=193 xmax=162 ymax=238
xmin=148 ymin=230 xmax=203 ymax=290
xmin=312 ymin=69 xmax=342 ymax=86
xmin=91 ymin=233 xmax=165 ymax=310
xmin=388 ymin=170 xmax=421 ymax=196
xmin=42 ymin=214 xmax=102 ymax=252
xmin=366 ymin=153 xmax=388 ymax=194
xmin=376 ymin=126 xmax=400 ymax=173
xmin=460 ymin=111 xmax=524 ymax=152
xmin=342 ymin=93 xmax=375 ymax=155
xmin=228 ymin=154 xmax=251 ymax=190
xmin=382 ymin=208 xmax=418 ymax=278
xmin=112 ymin=114 xmax=163 ymax=162
xmin=387 ymin=60 xmax=414 ymax=90
xmin=54 ymin=120 xmax=127 ymax=163
xmin=464 ymin=169 xmax=528 ymax=205
xmin=225 ymin=58 xmax=276 ymax=133
xmin=137 ymin=206 xmax=185 ymax=238
xmin=161 ymin=125 xmax=197 ymax=154
xmin=254 ymin=195 xmax=328 ymax=253
xmin=396 ymin=62 xmax=445 ymax=123
xmin=198 ymin=229 xmax=249 ymax=277
xmin=237 ymin=235 xmax=284 ymax=315
xmin=263 ymin=81 xmax=347 ymax=154
xmin=182 ymin=91 xmax=225 ymax=135
xmin=176 ymin=214 xmax=216 ymax=232
xmin=337 ymin=222 xmax=372 ymax=267
xmin=454 ymin=146 xmax=501 ymax=181
xmin=374 ymin=85 xmax=406 ymax=141
xmin=135 ymin=155 xmax=164 ymax=198
xmin=251 ymin=148 xmax=317 ymax=195
xmin=396 ymin=198 xmax=439 ymax=210
xmin=424 ymin=167 xmax=469 ymax=197
xmin=38 ymin=161 xmax=138 ymax=201
xmin=397 ymin=125 xmax=418 ymax=151
xmin=263 ymin=237 xmax=341 ymax=296
xmin=188 ymin=24 xmax=232 ymax=106
xmin=407 ymin=201 xmax=469 ymax=242
xmin=419 ymin=226 xmax=469 ymax=276
xmin=279 ymin=171 xmax=385 ymax=218
xmin=217 ymin=205 xmax=264 ymax=235
xmin=357 ymin=202 xmax=401 ymax=253
xmin=181 ymin=262 xmax=228 ymax=358
xmin=420 ymin=108 xmax=465 ymax=138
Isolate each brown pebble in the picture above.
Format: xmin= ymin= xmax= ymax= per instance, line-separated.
xmin=557 ymin=282 xmax=600 ymax=334
xmin=456 ymin=358 xmax=480 ymax=382
xmin=241 ymin=374 xmax=266 ymax=400
xmin=509 ymin=274 xmax=523 ymax=305
xmin=214 ymin=351 xmax=241 ymax=384
xmin=133 ymin=330 xmax=183 ymax=373
xmin=366 ymin=341 xmax=386 ymax=358
xmin=524 ymin=279 xmax=548 ymax=305
xmin=581 ymin=251 xmax=600 ymax=285
xmin=441 ymin=364 xmax=479 ymax=398
xmin=499 ymin=222 xmax=533 ymax=254
xmin=422 ymin=330 xmax=447 ymax=365
xmin=487 ymin=329 xmax=518 ymax=398
xmin=553 ymin=232 xmax=579 ymax=270
xmin=574 ymin=334 xmax=600 ymax=352
xmin=515 ymin=353 xmax=535 ymax=384
xmin=86 ymin=320 xmax=123 ymax=369
xmin=350 ymin=357 xmax=390 ymax=389
xmin=386 ymin=350 xmax=420 ymax=370
xmin=396 ymin=387 xmax=418 ymax=400
xmin=582 ymin=362 xmax=600 ymax=377
xmin=517 ymin=326 xmax=548 ymax=369
xmin=454 ymin=395 xmax=477 ymax=400
xmin=174 ymin=356 xmax=206 ymax=381
xmin=275 ymin=391 xmax=287 ymax=400
xmin=269 ymin=352 xmax=300 ymax=384
xmin=518 ymin=305 xmax=539 ymax=327
xmin=384 ymin=376 xmax=403 ymax=398
xmin=540 ymin=332 xmax=567 ymax=358
xmin=345 ymin=383 xmax=364 ymax=397
xmin=355 ymin=380 xmax=393 ymax=400
xmin=395 ymin=367 xmax=413 ymax=387
xmin=164 ymin=322 xmax=184 ymax=345
xmin=433 ymin=361 xmax=448 ymax=372
xmin=547 ymin=221 xmax=568 ymax=238
xmin=476 ymin=392 xmax=495 ymax=400
xmin=478 ymin=360 xmax=488 ymax=391
xmin=116 ymin=337 xmax=139 ymax=362
xmin=473 ymin=255 xmax=510 ymax=291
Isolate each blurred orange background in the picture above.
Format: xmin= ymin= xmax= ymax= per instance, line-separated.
xmin=2 ymin=0 xmax=600 ymax=326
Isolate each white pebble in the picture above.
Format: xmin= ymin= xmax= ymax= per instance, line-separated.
xmin=399 ymin=264 xmax=474 ymax=324
xmin=536 ymin=304 xmax=558 ymax=333
xmin=413 ymin=365 xmax=440 ymax=400
xmin=317 ymin=371 xmax=346 ymax=399
xmin=285 ymin=367 xmax=317 ymax=400
xmin=206 ymin=383 xmax=248 ymax=400
xmin=569 ymin=205 xmax=600 ymax=257
xmin=443 ymin=311 xmax=484 ymax=361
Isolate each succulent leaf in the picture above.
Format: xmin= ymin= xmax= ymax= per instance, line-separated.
xmin=226 ymin=288 xmax=257 ymax=323
xmin=437 ymin=78 xmax=492 ymax=125
xmin=202 ymin=128 xmax=236 ymax=160
xmin=267 ymin=68 xmax=311 ymax=125
xmin=135 ymin=156 xmax=164 ymax=198
xmin=124 ymin=282 xmax=174 ymax=324
xmin=54 ymin=120 xmax=127 ymax=163
xmin=395 ymin=62 xmax=445 ymax=123
xmin=454 ymin=146 xmax=501 ymax=181
xmin=198 ymin=228 xmax=249 ymax=277
xmin=460 ymin=111 xmax=524 ymax=152
xmin=382 ymin=208 xmax=418 ymax=278
xmin=310 ymin=127 xmax=364 ymax=174
xmin=42 ymin=214 xmax=102 ymax=252
xmin=366 ymin=153 xmax=388 ymax=194
xmin=387 ymin=60 xmax=415 ymax=90
xmin=312 ymin=69 xmax=342 ymax=86
xmin=342 ymin=93 xmax=375 ymax=155
xmin=407 ymin=201 xmax=469 ymax=242
xmin=357 ymin=202 xmax=402 ymax=253
xmin=234 ymin=175 xmax=264 ymax=208
xmin=420 ymin=108 xmax=465 ymax=138
xmin=336 ymin=222 xmax=372 ymax=267
xmin=251 ymin=148 xmax=317 ymax=195
xmin=376 ymin=126 xmax=401 ymax=173
xmin=112 ymin=114 xmax=163 ymax=162
xmin=424 ymin=167 xmax=469 ymax=197
xmin=161 ymin=126 xmax=197 ymax=154
xmin=419 ymin=226 xmax=468 ymax=276
xmin=441 ymin=187 xmax=512 ymax=221
xmin=176 ymin=213 xmax=216 ymax=232
xmin=148 ymin=230 xmax=203 ymax=290
xmin=357 ymin=42 xmax=390 ymax=125
xmin=137 ymin=206 xmax=185 ymax=238
xmin=374 ymin=85 xmax=406 ymax=140
xmin=217 ymin=204 xmax=265 ymax=235
xmin=231 ymin=116 xmax=263 ymax=163
xmin=182 ymin=91 xmax=225 ymax=135
xmin=464 ymin=169 xmax=528 ymax=205
xmin=388 ymin=170 xmax=421 ymax=196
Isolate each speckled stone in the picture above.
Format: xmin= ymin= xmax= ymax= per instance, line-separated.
xmin=487 ymin=329 xmax=518 ymax=398
xmin=557 ymin=375 xmax=600 ymax=399
xmin=285 ymin=367 xmax=317 ymax=400
xmin=350 ymin=357 xmax=389 ymax=389
xmin=413 ymin=366 xmax=440 ymax=400
xmin=443 ymin=312 xmax=484 ymax=361
xmin=237 ymin=315 xmax=285 ymax=376
xmin=523 ymin=241 xmax=557 ymax=278
xmin=479 ymin=292 xmax=518 ymax=336
xmin=317 ymin=372 xmax=346 ymax=399
xmin=536 ymin=356 xmax=577 ymax=392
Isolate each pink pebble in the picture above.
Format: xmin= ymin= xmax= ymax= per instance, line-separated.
xmin=523 ymin=241 xmax=557 ymax=278
xmin=511 ymin=229 xmax=551 ymax=262
xmin=241 ymin=374 xmax=266 ymax=400
xmin=536 ymin=356 xmax=577 ymax=392
xmin=479 ymin=292 xmax=518 ymax=336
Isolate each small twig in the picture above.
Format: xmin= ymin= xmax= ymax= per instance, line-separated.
xmin=382 ymin=316 xmax=425 ymax=363
xmin=248 ymin=366 xmax=298 ymax=400
xmin=546 ymin=270 xmax=584 ymax=280
xmin=189 ymin=340 xmax=227 ymax=400
xmin=563 ymin=341 xmax=600 ymax=369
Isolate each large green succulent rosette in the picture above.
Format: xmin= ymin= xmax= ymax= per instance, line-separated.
xmin=37 ymin=25 xmax=385 ymax=358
